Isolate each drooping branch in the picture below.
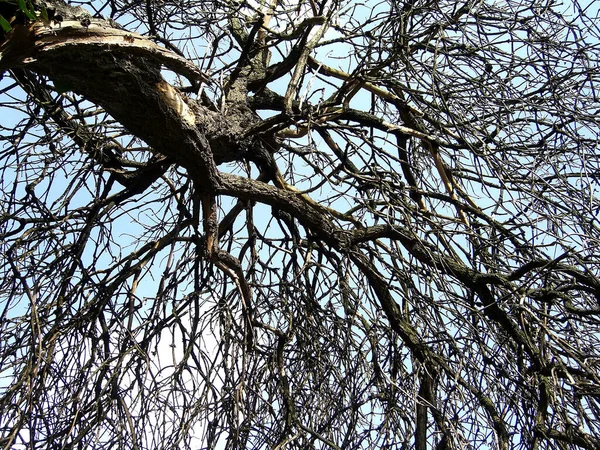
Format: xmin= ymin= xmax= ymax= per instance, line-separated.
xmin=1 ymin=0 xmax=599 ymax=448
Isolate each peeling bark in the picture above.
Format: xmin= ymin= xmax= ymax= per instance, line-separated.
xmin=1 ymin=13 xmax=219 ymax=188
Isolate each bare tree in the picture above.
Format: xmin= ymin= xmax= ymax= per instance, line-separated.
xmin=0 ymin=0 xmax=599 ymax=448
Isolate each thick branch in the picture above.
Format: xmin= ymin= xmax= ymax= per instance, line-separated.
xmin=1 ymin=20 xmax=219 ymax=188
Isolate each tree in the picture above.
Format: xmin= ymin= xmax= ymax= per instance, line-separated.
xmin=0 ymin=0 xmax=599 ymax=448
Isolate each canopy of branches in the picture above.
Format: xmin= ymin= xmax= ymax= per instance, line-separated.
xmin=0 ymin=0 xmax=599 ymax=448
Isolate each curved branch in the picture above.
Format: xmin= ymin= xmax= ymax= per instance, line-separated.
xmin=1 ymin=19 xmax=219 ymax=188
